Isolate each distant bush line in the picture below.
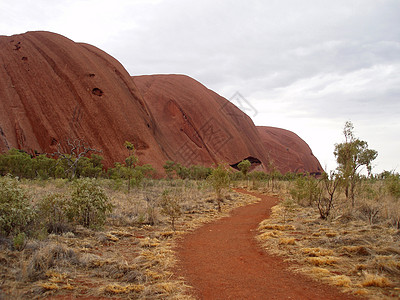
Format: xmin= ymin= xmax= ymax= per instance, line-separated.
xmin=0 ymin=148 xmax=298 ymax=182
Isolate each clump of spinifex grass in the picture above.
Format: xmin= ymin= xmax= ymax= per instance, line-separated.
xmin=256 ymin=182 xmax=400 ymax=300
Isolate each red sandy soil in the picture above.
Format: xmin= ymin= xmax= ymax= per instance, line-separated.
xmin=175 ymin=189 xmax=363 ymax=300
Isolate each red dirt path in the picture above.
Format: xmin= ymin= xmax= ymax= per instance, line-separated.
xmin=175 ymin=189 xmax=363 ymax=300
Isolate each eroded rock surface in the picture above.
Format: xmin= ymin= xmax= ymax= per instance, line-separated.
xmin=257 ymin=126 xmax=323 ymax=175
xmin=0 ymin=31 xmax=323 ymax=175
xmin=0 ymin=31 xmax=165 ymax=169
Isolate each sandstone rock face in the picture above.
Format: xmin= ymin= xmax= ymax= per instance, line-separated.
xmin=0 ymin=31 xmax=323 ymax=175
xmin=0 ymin=31 xmax=166 ymax=169
xmin=257 ymin=126 xmax=323 ymax=175
xmin=133 ymin=74 xmax=269 ymax=170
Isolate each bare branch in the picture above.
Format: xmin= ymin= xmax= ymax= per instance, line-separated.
xmin=50 ymin=138 xmax=102 ymax=179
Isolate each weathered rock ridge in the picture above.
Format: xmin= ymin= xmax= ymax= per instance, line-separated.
xmin=257 ymin=126 xmax=323 ymax=174
xmin=0 ymin=31 xmax=166 ymax=170
xmin=0 ymin=31 xmax=322 ymax=175
xmin=133 ymin=74 xmax=269 ymax=170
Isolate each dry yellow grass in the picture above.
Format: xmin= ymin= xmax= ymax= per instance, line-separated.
xmin=104 ymin=283 xmax=145 ymax=294
xmin=325 ymin=231 xmax=338 ymax=237
xmin=257 ymin=231 xmax=282 ymax=240
xmin=38 ymin=282 xmax=60 ymax=291
xmin=256 ymin=183 xmax=400 ymax=300
xmin=301 ymin=247 xmax=334 ymax=257
xmin=371 ymin=255 xmax=400 ymax=275
xmin=310 ymin=267 xmax=331 ymax=276
xmin=279 ymin=237 xmax=296 ymax=245
xmin=258 ymin=221 xmax=296 ymax=231
xmin=361 ymin=273 xmax=392 ymax=287
xmin=330 ymin=275 xmax=352 ymax=287
xmin=306 ymin=256 xmax=338 ymax=266
xmin=2 ymin=179 xmax=262 ymax=299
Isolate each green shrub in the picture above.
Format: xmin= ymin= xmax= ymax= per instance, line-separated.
xmin=386 ymin=173 xmax=400 ymax=199
xmin=77 ymin=156 xmax=104 ymax=178
xmin=163 ymin=160 xmax=176 ymax=179
xmin=0 ymin=149 xmax=34 ymax=178
xmin=160 ymin=189 xmax=182 ymax=231
xmin=0 ymin=176 xmax=35 ymax=235
xmin=37 ymin=192 xmax=71 ymax=234
xmin=67 ymin=178 xmax=112 ymax=228
xmin=188 ymin=165 xmax=212 ymax=180
xmin=32 ymin=154 xmax=57 ymax=179
xmin=175 ymin=163 xmax=190 ymax=179
xmin=108 ymin=158 xmax=153 ymax=191
xmin=13 ymin=232 xmax=27 ymax=251
xmin=290 ymin=175 xmax=321 ymax=206
xmin=238 ymin=159 xmax=251 ymax=177
xmin=250 ymin=171 xmax=267 ymax=189
xmin=207 ymin=164 xmax=230 ymax=211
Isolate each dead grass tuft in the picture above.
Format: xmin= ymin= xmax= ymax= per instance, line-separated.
xmin=306 ymin=256 xmax=338 ymax=266
xmin=258 ymin=221 xmax=295 ymax=231
xmin=361 ymin=273 xmax=392 ymax=287
xmin=310 ymin=267 xmax=331 ymax=276
xmin=371 ymin=255 xmax=400 ymax=275
xmin=38 ymin=282 xmax=60 ymax=291
xmin=341 ymin=245 xmax=371 ymax=256
xmin=330 ymin=275 xmax=352 ymax=287
xmin=301 ymin=247 xmax=334 ymax=257
xmin=104 ymin=283 xmax=145 ymax=294
xmin=279 ymin=238 xmax=296 ymax=245
xmin=257 ymin=231 xmax=281 ymax=240
xmin=26 ymin=243 xmax=78 ymax=280
xmin=325 ymin=231 xmax=338 ymax=238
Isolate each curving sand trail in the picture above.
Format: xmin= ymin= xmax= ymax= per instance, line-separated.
xmin=175 ymin=189 xmax=362 ymax=300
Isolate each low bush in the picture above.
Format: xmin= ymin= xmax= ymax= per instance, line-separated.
xmin=67 ymin=178 xmax=113 ymax=228
xmin=160 ymin=189 xmax=182 ymax=231
xmin=0 ymin=176 xmax=35 ymax=236
xmin=37 ymin=192 xmax=71 ymax=234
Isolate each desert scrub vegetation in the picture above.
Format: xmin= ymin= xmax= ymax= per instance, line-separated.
xmin=0 ymin=175 xmax=36 ymax=236
xmin=257 ymin=122 xmax=400 ymax=299
xmin=0 ymin=174 xmax=260 ymax=299
xmin=257 ymin=190 xmax=400 ymax=299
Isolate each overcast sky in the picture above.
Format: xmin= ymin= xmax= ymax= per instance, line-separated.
xmin=1 ymin=0 xmax=399 ymax=173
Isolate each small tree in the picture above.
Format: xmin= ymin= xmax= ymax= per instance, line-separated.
xmin=53 ymin=139 xmax=101 ymax=179
xmin=238 ymin=159 xmax=251 ymax=177
xmin=207 ymin=164 xmax=230 ymax=212
xmin=175 ymin=163 xmax=190 ymax=179
xmin=250 ymin=171 xmax=267 ymax=190
xmin=67 ymin=178 xmax=112 ymax=228
xmin=316 ymin=172 xmax=340 ymax=219
xmin=290 ymin=175 xmax=321 ymax=206
xmin=385 ymin=172 xmax=400 ymax=199
xmin=281 ymin=198 xmax=297 ymax=223
xmin=334 ymin=121 xmax=377 ymax=206
xmin=358 ymin=182 xmax=384 ymax=225
xmin=163 ymin=161 xmax=176 ymax=179
xmin=266 ymin=154 xmax=281 ymax=191
xmin=160 ymin=189 xmax=182 ymax=231
xmin=37 ymin=192 xmax=71 ymax=234
xmin=124 ymin=141 xmax=138 ymax=192
xmin=0 ymin=176 xmax=35 ymax=235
